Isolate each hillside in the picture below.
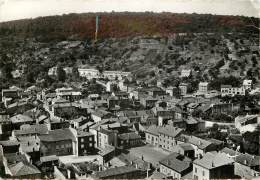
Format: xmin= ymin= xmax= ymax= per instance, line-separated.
xmin=0 ymin=12 xmax=258 ymax=41
xmin=0 ymin=12 xmax=259 ymax=91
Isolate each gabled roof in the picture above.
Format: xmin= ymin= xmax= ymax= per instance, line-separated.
xmin=158 ymin=125 xmax=183 ymax=138
xmin=118 ymin=132 xmax=141 ymax=140
xmin=9 ymin=162 xmax=41 ymax=176
xmin=10 ymin=114 xmax=33 ymax=124
xmin=159 ymin=152 xmax=191 ymax=173
xmin=193 ymin=152 xmax=234 ymax=169
xmin=94 ymin=166 xmax=140 ymax=178
xmin=39 ymin=128 xmax=76 ymax=142
xmin=145 ymin=125 xmax=160 ymax=136
xmin=14 ymin=124 xmax=48 ymax=136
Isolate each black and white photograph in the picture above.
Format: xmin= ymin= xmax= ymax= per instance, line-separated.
xmin=0 ymin=0 xmax=259 ymax=179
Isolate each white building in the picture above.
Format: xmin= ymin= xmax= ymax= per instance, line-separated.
xmin=198 ymin=82 xmax=209 ymax=94
xmin=102 ymin=71 xmax=131 ymax=80
xmin=221 ymin=85 xmax=245 ymax=97
xmin=180 ymin=69 xmax=191 ymax=78
xmin=179 ymin=83 xmax=188 ymax=96
xmin=235 ymin=114 xmax=260 ymax=133
xmin=243 ymin=80 xmax=252 ymax=91
xmin=78 ymin=68 xmax=100 ymax=79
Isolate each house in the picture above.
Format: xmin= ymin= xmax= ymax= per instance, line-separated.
xmin=243 ymin=80 xmax=252 ymax=91
xmin=179 ymin=83 xmax=188 ymax=96
xmin=12 ymin=124 xmax=49 ymax=138
xmin=185 ymin=116 xmax=205 ymax=132
xmin=102 ymin=71 xmax=131 ymax=80
xmin=235 ymin=114 xmax=260 ymax=133
xmin=39 ymin=128 xmax=77 ymax=156
xmin=1 ymin=89 xmax=19 ymax=107
xmin=145 ymin=125 xmax=160 ymax=146
xmin=71 ymin=116 xmax=89 ymax=129
xmin=78 ymin=68 xmax=100 ymax=79
xmin=0 ymin=140 xmax=20 ymax=154
xmin=234 ymin=153 xmax=260 ymax=178
xmin=118 ymin=132 xmax=142 ymax=149
xmin=97 ymin=127 xmax=118 ymax=149
xmin=165 ymin=87 xmax=180 ymax=97
xmin=180 ymin=69 xmax=191 ymax=78
xmin=172 ymin=143 xmax=195 ymax=159
xmin=193 ymin=152 xmax=235 ymax=180
xmin=159 ymin=152 xmax=192 ymax=179
xmin=77 ymin=130 xmax=95 ymax=156
xmin=5 ymin=161 xmax=42 ymax=179
xmin=221 ymin=85 xmax=245 ymax=97
xmin=158 ymin=126 xmax=183 ymax=151
xmin=177 ymin=135 xmax=216 ymax=158
xmin=91 ymin=109 xmax=114 ymax=123
xmin=10 ymin=114 xmax=34 ymax=127
xmin=198 ymin=82 xmax=209 ymax=94
xmin=92 ymin=165 xmax=146 ymax=179
xmin=139 ymin=94 xmax=158 ymax=108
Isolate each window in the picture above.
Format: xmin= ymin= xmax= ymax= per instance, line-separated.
xmin=203 ymin=171 xmax=205 ymax=176
xmin=195 ymin=167 xmax=197 ymax=173
xmin=81 ymin=138 xmax=84 ymax=143
xmin=81 ymin=144 xmax=84 ymax=148
xmin=90 ymin=143 xmax=93 ymax=147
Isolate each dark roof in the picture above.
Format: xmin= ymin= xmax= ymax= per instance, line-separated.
xmin=159 ymin=153 xmax=191 ymax=173
xmin=94 ymin=166 xmax=140 ymax=178
xmin=39 ymin=128 xmax=76 ymax=142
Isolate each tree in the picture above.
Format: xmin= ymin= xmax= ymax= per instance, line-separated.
xmin=57 ymin=66 xmax=66 ymax=82
xmin=72 ymin=66 xmax=80 ymax=81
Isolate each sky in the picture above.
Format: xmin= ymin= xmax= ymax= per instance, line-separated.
xmin=0 ymin=0 xmax=259 ymax=22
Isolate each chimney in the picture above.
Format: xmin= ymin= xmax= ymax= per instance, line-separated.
xmin=212 ymin=161 xmax=215 ymax=167
xmin=67 ymin=169 xmax=71 ymax=179
xmin=141 ymin=155 xmax=144 ymax=161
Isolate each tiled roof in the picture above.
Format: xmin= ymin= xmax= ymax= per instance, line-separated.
xmin=159 ymin=152 xmax=192 ymax=173
xmin=118 ymin=132 xmax=141 ymax=140
xmin=178 ymin=135 xmax=213 ymax=150
xmin=0 ymin=140 xmax=19 ymax=146
xmin=14 ymin=124 xmax=48 ymax=136
xmin=94 ymin=166 xmax=140 ymax=178
xmin=193 ymin=152 xmax=234 ymax=169
xmin=158 ymin=125 xmax=183 ymax=138
xmin=145 ymin=125 xmax=160 ymax=136
xmin=10 ymin=114 xmax=33 ymax=123
xmin=9 ymin=162 xmax=41 ymax=176
xmin=39 ymin=128 xmax=76 ymax=142
xmin=235 ymin=153 xmax=260 ymax=167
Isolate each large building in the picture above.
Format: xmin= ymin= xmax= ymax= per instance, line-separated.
xmin=78 ymin=68 xmax=100 ymax=79
xmin=39 ymin=128 xmax=77 ymax=156
xmin=159 ymin=152 xmax=192 ymax=179
xmin=193 ymin=152 xmax=235 ymax=180
xmin=221 ymin=85 xmax=245 ymax=97
xmin=198 ymin=82 xmax=209 ymax=94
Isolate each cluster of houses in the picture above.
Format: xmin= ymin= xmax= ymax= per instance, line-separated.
xmin=0 ymin=69 xmax=259 ymax=179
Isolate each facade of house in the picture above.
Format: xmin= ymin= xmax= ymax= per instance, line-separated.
xmin=221 ymin=85 xmax=245 ymax=97
xmin=193 ymin=152 xmax=235 ymax=180
xmin=39 ymin=128 xmax=77 ymax=156
xmin=198 ymin=82 xmax=209 ymax=94
xmin=235 ymin=114 xmax=260 ymax=133
xmin=179 ymin=83 xmax=188 ymax=96
xmin=78 ymin=68 xmax=100 ymax=79
xmin=77 ymin=131 xmax=95 ymax=156
xmin=159 ymin=153 xmax=192 ymax=179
